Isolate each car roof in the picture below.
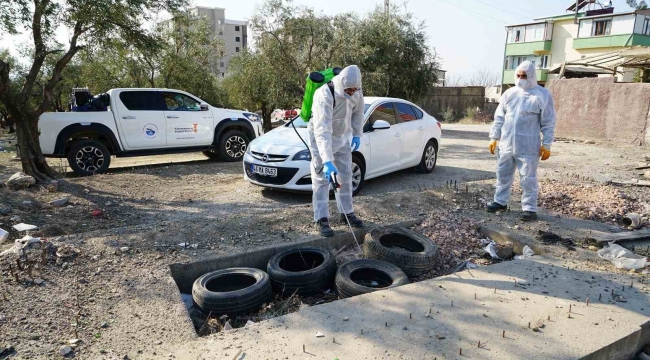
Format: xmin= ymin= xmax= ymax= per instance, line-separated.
xmin=364 ymin=97 xmax=416 ymax=106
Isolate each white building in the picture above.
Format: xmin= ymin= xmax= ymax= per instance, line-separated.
xmin=189 ymin=6 xmax=248 ymax=77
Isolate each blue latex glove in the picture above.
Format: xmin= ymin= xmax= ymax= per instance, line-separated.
xmin=351 ymin=136 xmax=361 ymax=152
xmin=323 ymin=161 xmax=338 ymax=183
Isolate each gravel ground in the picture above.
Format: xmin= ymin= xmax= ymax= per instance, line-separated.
xmin=1 ymin=124 xmax=649 ymax=359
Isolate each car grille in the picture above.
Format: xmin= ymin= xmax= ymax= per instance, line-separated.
xmin=245 ymin=162 xmax=299 ymax=185
xmin=251 ymin=151 xmax=289 ymax=163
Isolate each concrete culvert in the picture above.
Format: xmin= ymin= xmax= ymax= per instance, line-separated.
xmin=192 ymin=268 xmax=272 ymax=316
xmin=363 ymin=226 xmax=439 ymax=277
xmin=336 ymin=259 xmax=409 ymax=299
xmin=267 ymin=247 xmax=337 ymax=297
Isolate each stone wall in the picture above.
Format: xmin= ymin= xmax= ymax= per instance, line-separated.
xmin=417 ymin=86 xmax=486 ymax=121
xmin=547 ymin=78 xmax=650 ymax=145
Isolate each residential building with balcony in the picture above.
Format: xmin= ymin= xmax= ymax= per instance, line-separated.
xmin=189 ymin=6 xmax=248 ymax=77
xmin=501 ymin=6 xmax=650 ymax=89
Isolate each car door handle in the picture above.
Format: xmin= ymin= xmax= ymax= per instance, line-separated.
xmin=122 ymin=116 xmax=136 ymax=120
xmin=395 ymin=133 xmax=402 ymax=137
xmin=166 ymin=115 xmax=179 ymax=119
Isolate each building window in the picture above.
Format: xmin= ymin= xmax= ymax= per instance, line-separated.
xmin=221 ymin=73 xmax=225 ymax=77
xmin=236 ymin=47 xmax=240 ymax=52
xmin=220 ymin=51 xmax=224 ymax=57
xmin=235 ymin=36 xmax=240 ymax=42
xmin=235 ymin=25 xmax=240 ymax=31
xmin=220 ymin=62 xmax=225 ymax=68
xmin=643 ymin=18 xmax=650 ymax=36
xmin=219 ymin=31 xmax=223 ymax=35
xmin=592 ymin=19 xmax=611 ymax=36
xmin=539 ymin=55 xmax=549 ymax=69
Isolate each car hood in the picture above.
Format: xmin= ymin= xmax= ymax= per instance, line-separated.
xmin=249 ymin=125 xmax=309 ymax=154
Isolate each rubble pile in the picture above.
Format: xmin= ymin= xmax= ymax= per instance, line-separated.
xmin=538 ymin=180 xmax=649 ymax=227
xmin=415 ymin=211 xmax=497 ymax=280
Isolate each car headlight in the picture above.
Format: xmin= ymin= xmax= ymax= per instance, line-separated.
xmin=244 ymin=113 xmax=260 ymax=122
xmin=292 ymin=149 xmax=311 ymax=161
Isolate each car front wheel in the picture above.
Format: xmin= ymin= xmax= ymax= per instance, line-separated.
xmin=219 ymin=130 xmax=249 ymax=162
xmin=416 ymin=141 xmax=437 ymax=173
xmin=352 ymin=155 xmax=365 ymax=196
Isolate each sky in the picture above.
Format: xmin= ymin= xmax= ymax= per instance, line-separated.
xmin=3 ymin=0 xmax=639 ymax=80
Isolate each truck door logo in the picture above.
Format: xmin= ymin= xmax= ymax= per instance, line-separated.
xmin=192 ymin=124 xmax=198 ymax=133
xmin=143 ymin=124 xmax=158 ymax=139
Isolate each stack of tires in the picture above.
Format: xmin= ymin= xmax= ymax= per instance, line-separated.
xmin=191 ymin=226 xmax=439 ymax=317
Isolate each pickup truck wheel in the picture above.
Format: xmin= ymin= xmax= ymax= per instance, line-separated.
xmin=202 ymin=150 xmax=220 ymax=160
xmin=219 ymin=130 xmax=249 ymax=162
xmin=67 ymin=140 xmax=111 ymax=176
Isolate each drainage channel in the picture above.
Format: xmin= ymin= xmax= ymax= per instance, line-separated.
xmin=168 ymin=219 xmax=508 ymax=337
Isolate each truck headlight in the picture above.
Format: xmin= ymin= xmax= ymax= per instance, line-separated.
xmin=292 ymin=149 xmax=311 ymax=161
xmin=244 ymin=113 xmax=260 ymax=122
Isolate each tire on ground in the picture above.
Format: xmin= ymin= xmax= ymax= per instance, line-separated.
xmin=66 ymin=140 xmax=112 ymax=176
xmin=363 ymin=226 xmax=439 ymax=277
xmin=192 ymin=268 xmax=272 ymax=316
xmin=335 ymin=259 xmax=409 ymax=299
xmin=219 ymin=130 xmax=249 ymax=162
xmin=267 ymin=247 xmax=337 ymax=297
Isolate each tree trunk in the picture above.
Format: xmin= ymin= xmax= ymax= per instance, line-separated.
xmin=15 ymin=113 xmax=58 ymax=181
xmin=261 ymin=102 xmax=273 ymax=132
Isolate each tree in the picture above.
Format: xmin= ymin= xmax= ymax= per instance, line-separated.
xmin=0 ymin=0 xmax=186 ymax=181
xmin=627 ymin=0 xmax=648 ymax=10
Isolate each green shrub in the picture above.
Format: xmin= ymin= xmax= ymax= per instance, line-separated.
xmin=465 ymin=106 xmax=478 ymax=120
xmin=441 ymin=107 xmax=455 ymax=122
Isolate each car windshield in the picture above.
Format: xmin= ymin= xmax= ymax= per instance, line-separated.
xmin=288 ymin=103 xmax=373 ymax=128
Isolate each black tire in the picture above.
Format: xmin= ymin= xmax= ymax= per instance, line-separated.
xmin=219 ymin=130 xmax=249 ymax=162
xmin=202 ymin=150 xmax=220 ymax=160
xmin=335 ymin=259 xmax=409 ymax=299
xmin=352 ymin=155 xmax=365 ymax=196
xmin=267 ymin=247 xmax=337 ymax=297
xmin=416 ymin=141 xmax=437 ymax=173
xmin=363 ymin=226 xmax=439 ymax=277
xmin=67 ymin=140 xmax=111 ymax=176
xmin=192 ymin=268 xmax=272 ymax=316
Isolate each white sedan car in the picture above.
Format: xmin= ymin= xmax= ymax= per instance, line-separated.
xmin=243 ymin=97 xmax=441 ymax=195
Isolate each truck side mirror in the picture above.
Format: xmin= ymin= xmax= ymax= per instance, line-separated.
xmin=200 ymin=103 xmax=209 ymax=111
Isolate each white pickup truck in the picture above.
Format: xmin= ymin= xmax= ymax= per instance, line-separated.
xmin=39 ymin=88 xmax=263 ymax=176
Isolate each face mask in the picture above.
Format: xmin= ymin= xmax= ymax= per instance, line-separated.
xmin=516 ymin=79 xmax=528 ymax=89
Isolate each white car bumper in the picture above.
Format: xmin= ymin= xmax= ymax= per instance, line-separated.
xmin=243 ymin=152 xmax=313 ymax=192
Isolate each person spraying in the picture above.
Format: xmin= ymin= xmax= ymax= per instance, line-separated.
xmin=487 ymin=61 xmax=556 ymax=221
xmin=309 ymin=65 xmax=364 ymax=236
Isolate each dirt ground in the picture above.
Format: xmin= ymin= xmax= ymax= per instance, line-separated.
xmin=0 ymin=124 xmax=649 ymax=359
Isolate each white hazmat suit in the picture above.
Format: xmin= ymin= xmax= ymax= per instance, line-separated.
xmin=490 ymin=61 xmax=556 ymax=212
xmin=308 ymin=65 xmax=364 ymax=221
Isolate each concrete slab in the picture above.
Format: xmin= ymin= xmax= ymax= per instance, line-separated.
xmin=153 ymin=257 xmax=650 ymax=360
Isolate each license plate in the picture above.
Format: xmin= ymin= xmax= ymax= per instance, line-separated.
xmin=251 ymin=164 xmax=277 ymax=177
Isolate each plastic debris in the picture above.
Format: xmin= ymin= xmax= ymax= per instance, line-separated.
xmin=0 ymin=228 xmax=8 ymax=243
xmin=598 ymin=243 xmax=647 ymax=270
xmin=315 ymin=331 xmax=324 ymax=338
xmin=516 ymin=245 xmax=536 ymax=259
xmin=483 ymin=241 xmax=501 ymax=260
xmin=245 ymin=320 xmax=256 ymax=327
xmin=223 ymin=321 xmax=233 ymax=331
xmin=12 ymin=223 xmax=38 ymax=232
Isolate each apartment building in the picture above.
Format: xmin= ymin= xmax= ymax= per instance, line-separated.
xmin=501 ymin=5 xmax=650 ymax=88
xmin=190 ymin=6 xmax=248 ymax=76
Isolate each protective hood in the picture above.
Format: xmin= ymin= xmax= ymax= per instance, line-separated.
xmin=333 ymin=65 xmax=362 ymax=98
xmin=514 ymin=61 xmax=537 ymax=90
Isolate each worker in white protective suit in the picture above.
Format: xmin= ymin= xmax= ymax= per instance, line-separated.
xmin=487 ymin=61 xmax=556 ymax=221
xmin=309 ymin=65 xmax=365 ymax=237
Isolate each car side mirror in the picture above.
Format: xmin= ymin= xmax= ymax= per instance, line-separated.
xmin=372 ymin=120 xmax=391 ymax=130
xmin=200 ymin=103 xmax=209 ymax=111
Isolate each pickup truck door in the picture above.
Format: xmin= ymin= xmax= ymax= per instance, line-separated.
xmin=162 ymin=91 xmax=213 ymax=147
xmin=114 ymin=90 xmax=167 ymax=149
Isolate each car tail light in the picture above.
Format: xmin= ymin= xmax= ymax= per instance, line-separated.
xmin=437 ymin=121 xmax=442 ymax=130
